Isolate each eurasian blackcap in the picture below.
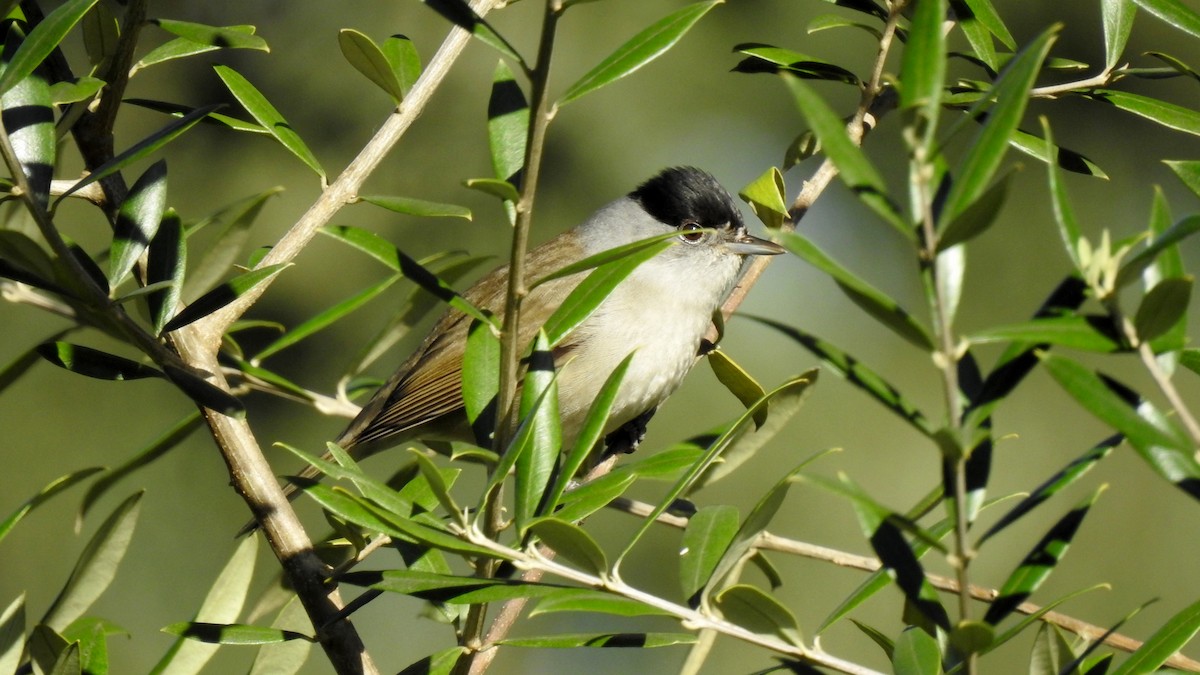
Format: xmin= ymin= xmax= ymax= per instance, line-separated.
xmin=291 ymin=167 xmax=782 ymax=490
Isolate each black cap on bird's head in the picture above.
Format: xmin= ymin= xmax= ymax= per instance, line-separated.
xmin=630 ymin=166 xmax=784 ymax=257
xmin=630 ymin=166 xmax=744 ymax=231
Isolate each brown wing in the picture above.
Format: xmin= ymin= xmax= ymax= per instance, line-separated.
xmin=336 ymin=233 xmax=586 ymax=453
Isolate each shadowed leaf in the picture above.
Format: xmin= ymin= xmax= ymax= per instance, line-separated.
xmin=109 ymin=160 xmax=168 ymax=285
xmin=161 ymin=263 xmax=289 ymax=333
xmin=1 ymin=23 xmax=54 ymax=209
xmin=0 ymin=0 xmax=99 ymax=95
xmin=36 ymin=342 xmax=163 ymax=381
xmin=0 ymin=468 xmax=103 ymax=546
xmin=715 ymin=585 xmax=803 ymax=646
xmin=338 ymin=29 xmax=405 ymax=102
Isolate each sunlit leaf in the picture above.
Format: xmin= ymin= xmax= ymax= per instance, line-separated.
xmin=530 ymin=588 xmax=667 ymax=617
xmin=559 ymin=1 xmax=721 ymax=106
xmin=358 ymin=194 xmax=471 ymax=220
xmin=488 ymin=59 xmax=527 ymax=219
xmin=731 ymin=43 xmax=859 ymax=84
xmin=514 ymin=331 xmax=560 ymax=530
xmin=968 ymin=316 xmax=1121 ymax=352
xmin=1087 ymin=89 xmax=1200 ymax=137
xmin=135 ymin=23 xmax=266 ymax=72
xmin=529 ymin=518 xmax=607 ymax=575
xmin=421 ymin=0 xmax=524 ymax=66
xmin=1116 ymin=215 xmax=1200 ymax=288
xmin=1103 ymin=0 xmax=1137 ymax=69
xmin=161 ymin=263 xmax=289 ymax=333
xmin=0 ymin=594 xmax=25 ymax=675
xmin=383 ymin=34 xmax=422 ymax=94
xmin=254 ymin=274 xmax=400 ymax=362
xmin=214 ymin=65 xmax=324 ymax=177
xmin=899 ymin=0 xmax=946 ymax=131
xmin=1110 ymin=597 xmax=1200 ymax=674
xmin=338 ymin=28 xmax=405 ymax=102
xmin=1 ymin=24 xmax=54 ymax=209
xmin=161 ymin=622 xmax=310 ymax=646
xmin=679 ymin=505 xmax=739 ymax=603
xmin=496 ymin=632 xmax=695 ymax=648
xmin=738 ymin=166 xmax=788 ymax=230
xmin=1130 ymin=0 xmax=1200 ymax=41
xmin=715 ymin=584 xmax=803 ymax=646
xmin=109 ymin=161 xmax=168 ymax=285
xmin=0 ymin=0 xmax=99 ymax=95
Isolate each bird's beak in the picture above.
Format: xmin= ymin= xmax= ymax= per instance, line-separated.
xmin=726 ymin=228 xmax=786 ymax=256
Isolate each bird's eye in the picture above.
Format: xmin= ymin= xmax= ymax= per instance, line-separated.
xmin=679 ymin=222 xmax=705 ymax=244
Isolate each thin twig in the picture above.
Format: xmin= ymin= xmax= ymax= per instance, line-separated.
xmin=609 ymin=497 xmax=1200 ymax=672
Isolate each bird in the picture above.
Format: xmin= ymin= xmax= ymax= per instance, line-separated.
xmin=275 ymin=166 xmax=783 ymax=507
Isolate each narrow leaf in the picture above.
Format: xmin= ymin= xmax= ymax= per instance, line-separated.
xmin=1116 ymin=215 xmax=1200 ymax=288
xmin=937 ymin=168 xmax=1013 ymax=250
xmin=1103 ymin=0 xmax=1137 ymax=70
xmin=254 ymin=274 xmax=400 ymax=362
xmin=214 ymin=65 xmax=324 ymax=177
xmin=109 ymin=160 xmax=168 ymax=285
xmin=43 ymin=492 xmax=143 ymax=631
xmin=783 ymin=77 xmax=908 ymax=236
xmin=488 ymin=59 xmax=527 ymax=207
xmin=983 ymin=487 xmax=1103 ymax=625
xmin=57 ymin=104 xmax=219 ymax=204
xmin=558 ymin=1 xmax=720 ymax=106
xmin=1130 ymin=0 xmax=1200 ymax=41
xmin=0 ymin=594 xmax=25 ymax=675
xmin=893 ymin=626 xmax=942 ymax=675
xmin=515 ymin=331 xmax=560 ymax=530
xmin=160 ymin=622 xmax=310 ymax=646
xmin=462 ymin=315 xmax=500 ymax=444
xmin=36 ymin=342 xmax=163 ymax=381
xmin=0 ymin=468 xmax=103 ymax=545
xmin=146 ymin=209 xmax=186 ymax=334
xmin=162 ymin=263 xmax=289 ymax=333
xmin=708 ymin=349 xmax=767 ymax=427
xmin=422 ymin=0 xmax=524 ymax=66
xmin=134 ymin=24 xmax=268 ymax=72
xmin=738 ymin=166 xmax=788 ymax=230
xmin=968 ymin=316 xmax=1121 ymax=352
xmin=899 ymin=0 xmax=947 ymax=129
xmin=940 ymin=27 xmax=1057 ymax=226
xmin=1110 ymin=597 xmax=1200 ymax=675
xmin=1 ymin=24 xmax=54 ymax=208
xmin=530 ymin=588 xmax=667 ymax=617
xmin=359 ymin=194 xmax=471 ymax=220
xmin=781 ymin=232 xmax=934 ymax=349
xmin=0 ymin=0 xmax=99 ymax=95
xmin=1087 ymin=89 xmax=1200 ymax=137
xmin=496 ymin=633 xmax=695 ymax=648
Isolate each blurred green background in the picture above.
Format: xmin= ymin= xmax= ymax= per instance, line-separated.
xmin=3 ymin=1 xmax=1200 ymax=673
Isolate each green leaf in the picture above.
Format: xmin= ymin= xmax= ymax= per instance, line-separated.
xmin=616 ymin=374 xmax=817 ymax=568
xmin=939 ymin=27 xmax=1057 ymax=226
xmin=43 ymin=492 xmax=142 ymax=631
xmin=961 ymin=0 xmax=1016 ymax=48
xmin=320 ymin=225 xmax=493 ymax=326
xmin=550 ymin=473 xmax=636 ymax=524
xmin=780 ymin=232 xmax=933 ymax=349
xmin=1041 ymin=354 xmax=1200 ymax=501
xmin=530 ymin=230 xmax=681 ymax=289
xmin=214 ymin=65 xmax=324 ymax=177
xmin=0 ymin=468 xmax=102 ymax=546
xmin=738 ymin=166 xmax=788 ymax=230
xmin=899 ymin=0 xmax=946 ymax=130
xmin=983 ymin=486 xmax=1102 ymax=625
xmin=515 ymin=331 xmax=561 ymax=531
xmin=955 ymin=1 xmax=998 ymax=71
xmin=398 ymin=646 xmax=465 ymax=675
xmin=277 ymin=443 xmax=416 ymax=518
xmin=691 ymin=374 xmax=820 ymax=491
xmin=985 ymin=585 xmax=1111 ymax=660
xmin=161 ymin=263 xmax=289 ymax=333
xmin=161 ymin=364 xmax=246 ymax=418
xmin=125 ymin=97 xmax=267 ymax=134
xmin=1031 ymin=623 xmax=1081 ymax=675
xmin=1 ymin=24 xmax=54 ymax=209
xmin=978 ymin=434 xmax=1118 ymax=545
xmin=1110 ymin=597 xmax=1200 ymax=675
xmin=1134 ymin=276 xmax=1192 ymax=342
xmin=528 ymin=518 xmax=607 ymax=576
xmin=0 ymin=0 xmax=99 ymax=95
xmin=135 ymin=23 xmax=266 ymax=72
xmin=382 ymin=34 xmax=421 ymax=94
xmin=338 ymin=29 xmax=406 ymax=102
xmin=185 ymin=188 xmax=281 ymax=298
xmin=541 ymin=353 xmax=633 ymax=516
xmin=530 ymin=588 xmax=668 ymax=617
xmin=78 ymin=412 xmax=203 ymax=526
xmin=1039 ymin=118 xmax=1084 ymax=268
xmin=497 ymin=633 xmax=695 ymax=648
xmin=806 ymin=13 xmax=883 ymax=39
xmin=1103 ymin=0 xmax=1137 ymax=69
xmin=160 ymin=623 xmax=309 ymax=646
xmin=152 ymin=537 xmax=259 ymax=673
xmin=1130 ymin=0 xmax=1200 ymax=41
xmin=893 ymin=626 xmax=942 ymax=675
xmin=558 ymin=1 xmax=720 ymax=106
xmin=1116 ymin=215 xmax=1200 ymax=289
xmin=679 ymin=505 xmax=740 ymax=603
xmin=707 ymin=349 xmax=767 ymax=428
xmin=782 ymin=77 xmax=908 ymax=236
xmin=408 ymin=449 xmax=462 ymax=523
xmin=849 ymin=618 xmax=894 ymax=660
xmin=0 ymin=594 xmax=26 ymax=675
xmin=714 ymin=584 xmax=803 ymax=646
xmin=145 ymin=209 xmax=186 ymax=334
xmin=488 ymin=60 xmax=527 ymax=217
xmin=967 ymin=316 xmax=1121 ymax=352
xmin=254 ymin=275 xmax=400 ymax=362
xmin=1167 ymin=160 xmax=1200 ymax=199
xmin=36 ymin=342 xmax=163 ymax=381
xmin=541 ymin=239 xmax=672 ymax=346
xmin=463 ymin=177 xmax=519 ymax=202
xmin=358 ymin=194 xmax=471 ymax=220
xmin=57 ymin=104 xmax=220 ymax=205
xmin=730 ymin=43 xmax=859 ymax=84
xmin=1087 ymin=89 xmax=1200 ymax=137
xmin=1009 ymin=127 xmax=1108 ymax=180
xmin=109 ymin=160 xmax=168 ymax=285
xmin=462 ymin=315 xmax=500 ymax=443
xmin=81 ymin=0 xmax=117 ymax=67
xmin=752 ymin=317 xmax=934 ymax=437
xmin=937 ymin=168 xmax=1014 ymax=250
